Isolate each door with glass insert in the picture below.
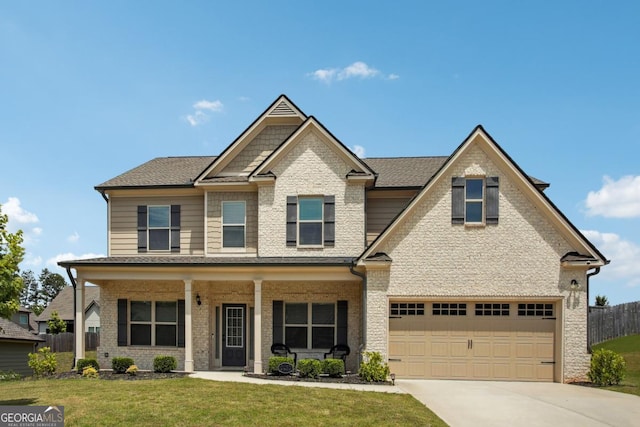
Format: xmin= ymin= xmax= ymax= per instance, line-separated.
xmin=222 ymin=304 xmax=246 ymax=367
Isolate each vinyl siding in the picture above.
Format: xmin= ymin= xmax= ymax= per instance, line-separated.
xmin=206 ymin=191 xmax=258 ymax=254
xmin=366 ymin=192 xmax=415 ymax=244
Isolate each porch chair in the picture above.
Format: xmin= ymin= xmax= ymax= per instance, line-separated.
xmin=323 ymin=344 xmax=350 ymax=364
xmin=271 ymin=343 xmax=297 ymax=367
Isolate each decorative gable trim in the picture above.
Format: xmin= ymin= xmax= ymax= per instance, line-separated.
xmin=359 ymin=125 xmax=608 ymax=267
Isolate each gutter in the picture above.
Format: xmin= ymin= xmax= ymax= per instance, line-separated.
xmin=586 ymin=267 xmax=601 ymax=353
xmin=349 ymin=263 xmax=367 ymax=364
xmin=65 ymin=267 xmax=78 ymax=370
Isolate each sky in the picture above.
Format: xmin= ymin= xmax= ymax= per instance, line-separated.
xmin=1 ymin=1 xmax=639 ymax=305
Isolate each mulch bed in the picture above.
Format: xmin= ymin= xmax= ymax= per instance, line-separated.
xmin=245 ymin=373 xmax=393 ymax=385
xmin=33 ymin=371 xmax=190 ymax=381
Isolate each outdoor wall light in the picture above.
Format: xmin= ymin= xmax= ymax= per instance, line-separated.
xmin=196 ymin=294 xmax=202 ymax=305
xmin=570 ymin=279 xmax=580 ymax=291
xmin=104 ymin=352 xmax=109 ymax=358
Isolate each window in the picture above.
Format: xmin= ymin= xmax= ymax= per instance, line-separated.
xmin=452 ymin=177 xmax=499 ymax=225
xmin=222 ymin=201 xmax=245 ymax=248
xmin=390 ymin=302 xmax=425 ymax=316
xmin=88 ymin=326 xmax=100 ymax=333
xmin=284 ymin=302 xmax=335 ymax=349
xmin=518 ymin=303 xmax=554 ymax=317
xmin=137 ymin=205 xmax=180 ymax=253
xmin=475 ymin=303 xmax=510 ymax=316
xmin=130 ymin=301 xmax=177 ymax=346
xmin=19 ymin=313 xmax=29 ymax=325
xmin=286 ymin=196 xmax=335 ymax=247
xmin=433 ymin=303 xmax=466 ymax=316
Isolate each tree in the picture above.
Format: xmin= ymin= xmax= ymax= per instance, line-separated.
xmin=595 ymin=295 xmax=609 ymax=307
xmin=20 ymin=270 xmax=43 ymax=313
xmin=39 ymin=268 xmax=68 ymax=305
xmin=0 ymin=203 xmax=25 ymax=319
xmin=47 ymin=310 xmax=67 ymax=334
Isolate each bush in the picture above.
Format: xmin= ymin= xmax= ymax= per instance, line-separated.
xmin=322 ymin=358 xmax=345 ymax=377
xmin=77 ymin=358 xmax=100 ymax=372
xmin=297 ymin=359 xmax=322 ymax=378
xmin=28 ymin=346 xmax=57 ymax=377
xmin=112 ymin=357 xmax=135 ymax=374
xmin=82 ymin=366 xmax=99 ymax=379
xmin=268 ymin=356 xmax=294 ymax=374
xmin=126 ymin=365 xmax=139 ymax=376
xmin=358 ymin=351 xmax=390 ymax=382
xmin=0 ymin=370 xmax=22 ymax=381
xmin=154 ymin=356 xmax=177 ymax=373
xmin=588 ymin=349 xmax=626 ymax=386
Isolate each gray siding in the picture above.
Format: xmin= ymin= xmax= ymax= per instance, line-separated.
xmin=0 ymin=341 xmax=38 ymax=377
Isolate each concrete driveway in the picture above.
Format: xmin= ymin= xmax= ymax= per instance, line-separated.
xmin=396 ymin=380 xmax=640 ymax=427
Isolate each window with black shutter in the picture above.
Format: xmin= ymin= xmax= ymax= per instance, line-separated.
xmin=451 ymin=177 xmax=499 ymax=225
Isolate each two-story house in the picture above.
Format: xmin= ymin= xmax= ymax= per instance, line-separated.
xmin=60 ymin=95 xmax=607 ymax=382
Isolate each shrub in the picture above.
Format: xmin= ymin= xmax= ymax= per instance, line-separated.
xmin=126 ymin=365 xmax=138 ymax=376
xmin=0 ymin=370 xmax=22 ymax=381
xmin=358 ymin=351 xmax=390 ymax=382
xmin=322 ymin=358 xmax=345 ymax=377
xmin=28 ymin=346 xmax=57 ymax=377
xmin=268 ymin=356 xmax=294 ymax=374
xmin=112 ymin=357 xmax=135 ymax=374
xmin=588 ymin=349 xmax=626 ymax=386
xmin=297 ymin=359 xmax=322 ymax=378
xmin=82 ymin=366 xmax=99 ymax=378
xmin=77 ymin=358 xmax=100 ymax=372
xmin=154 ymin=355 xmax=177 ymax=373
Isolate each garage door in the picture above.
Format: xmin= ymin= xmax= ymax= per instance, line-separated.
xmin=388 ymin=301 xmax=556 ymax=381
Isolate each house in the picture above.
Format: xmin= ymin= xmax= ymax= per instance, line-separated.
xmin=11 ymin=306 xmax=38 ymax=333
xmin=59 ymin=95 xmax=607 ymax=382
xmin=0 ymin=317 xmax=45 ymax=377
xmin=35 ymin=286 xmax=101 ymax=334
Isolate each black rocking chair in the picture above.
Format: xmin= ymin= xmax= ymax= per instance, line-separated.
xmin=324 ymin=344 xmax=350 ymax=364
xmin=271 ymin=343 xmax=297 ymax=367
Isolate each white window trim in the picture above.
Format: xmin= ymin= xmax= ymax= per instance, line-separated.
xmin=297 ymin=197 xmax=324 ymax=248
xmin=147 ymin=205 xmax=172 ymax=252
xmin=221 ymin=200 xmax=246 ymax=251
xmin=464 ymin=177 xmax=485 ymax=225
xmin=130 ymin=300 xmax=178 ymax=347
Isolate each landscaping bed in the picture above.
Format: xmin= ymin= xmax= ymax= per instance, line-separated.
xmin=245 ymin=372 xmax=393 ymax=385
xmin=41 ymin=370 xmax=190 ymax=381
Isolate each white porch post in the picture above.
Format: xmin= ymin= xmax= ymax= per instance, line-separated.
xmin=253 ymin=280 xmax=263 ymax=374
xmin=184 ymin=280 xmax=194 ymax=372
xmin=74 ymin=278 xmax=85 ymax=367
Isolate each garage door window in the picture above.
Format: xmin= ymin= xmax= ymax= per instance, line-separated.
xmin=518 ymin=303 xmax=553 ymax=317
xmin=475 ymin=303 xmax=510 ymax=316
xmin=433 ymin=303 xmax=467 ymax=316
xmin=390 ymin=303 xmax=424 ymax=316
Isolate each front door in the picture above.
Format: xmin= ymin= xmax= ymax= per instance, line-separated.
xmin=222 ymin=304 xmax=246 ymax=367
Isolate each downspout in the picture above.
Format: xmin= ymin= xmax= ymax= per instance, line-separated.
xmin=586 ymin=267 xmax=601 ymax=353
xmin=65 ymin=266 xmax=78 ymax=369
xmin=349 ymin=263 xmax=367 ymax=365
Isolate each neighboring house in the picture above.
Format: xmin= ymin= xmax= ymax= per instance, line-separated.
xmin=59 ymin=95 xmax=607 ymax=382
xmin=35 ymin=286 xmax=100 ymax=334
xmin=0 ymin=317 xmax=45 ymax=377
xmin=11 ymin=306 xmax=38 ymax=333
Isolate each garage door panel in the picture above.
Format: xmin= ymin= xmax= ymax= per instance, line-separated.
xmin=409 ymin=342 xmax=426 ymax=356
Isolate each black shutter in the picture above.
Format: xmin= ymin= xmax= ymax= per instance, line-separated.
xmin=171 ymin=205 xmax=181 ymax=252
xmin=273 ymin=300 xmax=284 ymax=344
xmin=337 ymin=300 xmax=348 ymax=345
xmin=177 ymin=299 xmax=185 ymax=347
xmin=117 ymin=299 xmax=128 ymax=346
xmin=451 ymin=177 xmax=465 ymax=224
xmin=137 ymin=206 xmax=148 ymax=252
xmin=486 ymin=177 xmax=499 ymax=224
xmin=286 ymin=196 xmax=297 ymax=246
xmin=324 ymin=195 xmax=335 ymax=247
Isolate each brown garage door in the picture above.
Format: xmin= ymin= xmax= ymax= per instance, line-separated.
xmin=388 ymin=302 xmax=555 ymax=381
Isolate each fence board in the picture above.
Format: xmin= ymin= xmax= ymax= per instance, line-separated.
xmin=589 ymin=301 xmax=640 ymax=346
xmin=40 ymin=332 xmax=100 ymax=352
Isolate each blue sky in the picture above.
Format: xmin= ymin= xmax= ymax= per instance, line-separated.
xmin=1 ymin=1 xmax=638 ymax=305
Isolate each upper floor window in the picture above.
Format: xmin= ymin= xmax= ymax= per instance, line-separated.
xmin=451 ymin=177 xmax=499 ymax=225
xmin=286 ymin=195 xmax=335 ymax=247
xmin=222 ymin=201 xmax=246 ymax=248
xmin=19 ymin=313 xmax=29 ymax=325
xmin=137 ymin=205 xmax=180 ymax=253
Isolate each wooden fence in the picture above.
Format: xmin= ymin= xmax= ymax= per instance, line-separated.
xmin=40 ymin=332 xmax=100 ymax=352
xmin=589 ymin=301 xmax=640 ymax=346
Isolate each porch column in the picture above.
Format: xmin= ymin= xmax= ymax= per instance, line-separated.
xmin=253 ymin=280 xmax=263 ymax=374
xmin=184 ymin=280 xmax=194 ymax=372
xmin=74 ymin=278 xmax=85 ymax=366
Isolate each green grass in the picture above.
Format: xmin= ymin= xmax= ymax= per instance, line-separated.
xmin=593 ymin=334 xmax=640 ymax=396
xmin=1 ymin=377 xmax=447 ymax=427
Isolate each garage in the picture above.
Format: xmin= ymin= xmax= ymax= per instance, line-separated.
xmin=388 ymin=301 xmax=556 ymax=381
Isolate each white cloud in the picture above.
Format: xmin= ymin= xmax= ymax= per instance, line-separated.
xmin=309 ymin=61 xmax=397 ymax=84
xmin=585 ymin=175 xmax=640 ymax=218
xmin=23 ymin=254 xmax=43 ymax=268
xmin=351 ymin=145 xmax=366 ymax=158
xmin=3 ymin=197 xmax=38 ymax=226
xmin=582 ymin=230 xmax=640 ymax=287
xmin=47 ymin=252 xmax=104 ymax=266
xmin=185 ymin=99 xmax=224 ymax=127
xmin=193 ymin=99 xmax=223 ymax=112
xmin=67 ymin=231 xmax=80 ymax=243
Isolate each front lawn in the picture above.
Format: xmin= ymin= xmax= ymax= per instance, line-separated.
xmin=592 ymin=334 xmax=640 ymax=396
xmin=1 ymin=377 xmax=447 ymax=426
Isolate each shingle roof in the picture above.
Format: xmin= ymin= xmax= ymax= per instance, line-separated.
xmin=35 ymin=286 xmax=100 ymax=322
xmin=0 ymin=318 xmax=44 ymax=342
xmin=365 ymin=157 xmax=448 ymax=188
xmin=58 ymin=256 xmax=356 ymax=267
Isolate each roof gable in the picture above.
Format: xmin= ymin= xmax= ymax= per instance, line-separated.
xmin=360 ymin=125 xmax=607 ymax=266
xmin=194 ymin=95 xmax=307 ymax=184
xmin=35 ymin=286 xmax=100 ymax=322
